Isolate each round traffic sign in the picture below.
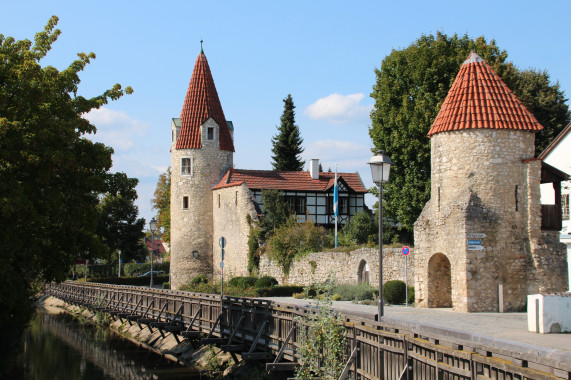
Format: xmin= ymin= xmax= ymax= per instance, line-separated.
xmin=402 ymin=246 xmax=410 ymax=256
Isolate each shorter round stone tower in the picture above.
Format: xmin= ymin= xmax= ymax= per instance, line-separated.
xmin=170 ymin=47 xmax=234 ymax=289
xmin=414 ymin=51 xmax=567 ymax=312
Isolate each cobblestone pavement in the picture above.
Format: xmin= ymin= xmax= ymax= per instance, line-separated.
xmin=262 ymin=297 xmax=571 ymax=356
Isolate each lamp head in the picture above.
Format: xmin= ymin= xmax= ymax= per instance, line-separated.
xmin=368 ymin=150 xmax=393 ymax=185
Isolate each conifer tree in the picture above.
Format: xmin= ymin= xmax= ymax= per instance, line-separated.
xmin=271 ymin=94 xmax=305 ymax=171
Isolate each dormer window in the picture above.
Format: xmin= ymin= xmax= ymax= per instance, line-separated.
xmin=207 ymin=127 xmax=214 ymax=140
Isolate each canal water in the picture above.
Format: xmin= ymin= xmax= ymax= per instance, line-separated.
xmin=12 ymin=310 xmax=204 ymax=379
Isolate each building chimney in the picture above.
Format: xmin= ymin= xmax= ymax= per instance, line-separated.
xmin=310 ymin=159 xmax=319 ymax=180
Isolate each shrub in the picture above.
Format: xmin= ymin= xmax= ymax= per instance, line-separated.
xmin=332 ymin=294 xmax=342 ymax=301
xmin=407 ymin=286 xmax=415 ymax=304
xmin=266 ymin=218 xmax=329 ymax=276
xmin=191 ymin=274 xmax=208 ymax=285
xmin=162 ymin=282 xmax=170 ymax=289
xmin=331 ymin=284 xmax=376 ymax=301
xmin=383 ymin=280 xmax=407 ymax=304
xmin=293 ymin=292 xmax=305 ymax=299
xmin=228 ymin=276 xmax=257 ymax=289
xmin=255 ymin=276 xmax=278 ymax=288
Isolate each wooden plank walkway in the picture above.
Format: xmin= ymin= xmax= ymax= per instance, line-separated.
xmin=45 ymin=281 xmax=571 ymax=380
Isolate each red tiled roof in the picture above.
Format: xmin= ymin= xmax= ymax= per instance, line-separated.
xmin=212 ymin=168 xmax=367 ymax=193
xmin=176 ymin=52 xmax=234 ymax=151
xmin=146 ymin=239 xmax=167 ymax=254
xmin=428 ymin=51 xmax=543 ymax=137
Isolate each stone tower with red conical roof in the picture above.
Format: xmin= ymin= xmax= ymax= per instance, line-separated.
xmin=414 ymin=52 xmax=568 ymax=312
xmin=170 ymin=45 xmax=234 ymax=289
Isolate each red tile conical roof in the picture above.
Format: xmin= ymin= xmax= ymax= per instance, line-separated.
xmin=428 ymin=51 xmax=543 ymax=137
xmin=176 ymin=51 xmax=235 ymax=151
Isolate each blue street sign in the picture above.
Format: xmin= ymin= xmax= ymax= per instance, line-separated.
xmin=468 ymin=240 xmax=482 ymax=245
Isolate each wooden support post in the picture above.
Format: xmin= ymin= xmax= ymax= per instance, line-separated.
xmin=338 ymin=344 xmax=359 ymax=380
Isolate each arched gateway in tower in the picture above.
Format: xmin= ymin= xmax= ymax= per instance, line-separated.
xmin=414 ymin=51 xmax=568 ymax=312
xmin=170 ymin=46 xmax=234 ymax=289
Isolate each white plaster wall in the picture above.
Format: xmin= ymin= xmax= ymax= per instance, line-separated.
xmin=527 ymin=293 xmax=571 ymax=333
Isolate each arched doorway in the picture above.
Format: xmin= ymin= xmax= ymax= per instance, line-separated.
xmin=357 ymin=260 xmax=370 ymax=284
xmin=427 ymin=253 xmax=452 ymax=308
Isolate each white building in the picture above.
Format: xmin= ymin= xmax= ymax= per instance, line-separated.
xmin=540 ymin=122 xmax=571 ymax=290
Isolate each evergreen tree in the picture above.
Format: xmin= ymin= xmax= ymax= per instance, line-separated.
xmin=96 ymin=172 xmax=145 ymax=276
xmin=151 ymin=168 xmax=171 ymax=243
xmin=271 ymin=94 xmax=305 ymax=171
xmin=369 ymin=32 xmax=570 ymax=235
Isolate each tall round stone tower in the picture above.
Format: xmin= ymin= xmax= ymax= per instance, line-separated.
xmin=414 ymin=51 xmax=567 ymax=312
xmin=170 ymin=46 xmax=234 ymax=289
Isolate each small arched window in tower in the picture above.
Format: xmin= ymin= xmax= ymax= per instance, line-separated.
xmin=437 ymin=187 xmax=441 ymax=211
xmin=515 ymin=185 xmax=519 ymax=211
xmin=182 ymin=196 xmax=189 ymax=210
xmin=207 ymin=127 xmax=214 ymax=141
xmin=181 ymin=157 xmax=193 ymax=176
xmin=218 ymin=193 xmax=221 ymax=208
xmin=235 ymin=191 xmax=238 ymax=206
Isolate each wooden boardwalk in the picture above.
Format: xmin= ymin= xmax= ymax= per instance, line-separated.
xmin=46 ymin=281 xmax=570 ymax=380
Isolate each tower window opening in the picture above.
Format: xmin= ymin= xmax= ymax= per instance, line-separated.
xmin=218 ymin=193 xmax=221 ymax=208
xmin=207 ymin=127 xmax=214 ymax=140
xmin=183 ymin=196 xmax=189 ymax=210
xmin=437 ymin=187 xmax=441 ymax=211
xmin=181 ymin=157 xmax=192 ymax=175
xmin=235 ymin=191 xmax=238 ymax=205
xmin=515 ymin=185 xmax=519 ymax=211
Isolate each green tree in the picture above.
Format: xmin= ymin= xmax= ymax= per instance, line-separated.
xmin=0 ymin=16 xmax=132 ymax=366
xmin=339 ymin=210 xmax=377 ymax=246
xmin=271 ymin=94 xmax=305 ymax=171
xmin=260 ymin=189 xmax=290 ymax=233
xmin=369 ymin=32 xmax=570 ymax=235
xmin=151 ymin=167 xmax=170 ymax=243
xmin=96 ymin=172 xmax=145 ymax=275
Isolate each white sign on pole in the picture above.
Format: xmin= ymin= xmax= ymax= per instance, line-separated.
xmin=467 ymin=233 xmax=486 ymax=239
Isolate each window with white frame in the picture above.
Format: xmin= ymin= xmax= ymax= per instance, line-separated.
xmin=181 ymin=157 xmax=193 ymax=175
xmin=563 ymin=194 xmax=570 ymax=220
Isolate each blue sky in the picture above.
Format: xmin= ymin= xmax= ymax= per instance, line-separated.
xmin=2 ymin=0 xmax=570 ymax=225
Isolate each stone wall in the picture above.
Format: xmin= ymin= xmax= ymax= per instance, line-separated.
xmin=259 ymin=247 xmax=414 ymax=287
xmin=170 ymin=118 xmax=233 ymax=289
xmin=212 ymin=184 xmax=260 ymax=280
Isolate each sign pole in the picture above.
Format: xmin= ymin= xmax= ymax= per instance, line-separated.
xmin=405 ymin=255 xmax=408 ymax=307
xmin=402 ymin=246 xmax=410 ymax=307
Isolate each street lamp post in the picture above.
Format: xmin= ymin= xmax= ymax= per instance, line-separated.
xmin=150 ymin=218 xmax=158 ymax=288
xmin=368 ymin=151 xmax=393 ymax=320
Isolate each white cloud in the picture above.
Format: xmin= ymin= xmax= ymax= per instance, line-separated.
xmin=84 ymin=107 xmax=150 ymax=151
xmin=304 ymin=93 xmax=373 ymax=124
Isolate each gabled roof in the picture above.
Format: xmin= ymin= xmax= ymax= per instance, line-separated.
xmin=212 ymin=169 xmax=368 ymax=193
xmin=428 ymin=51 xmax=543 ymax=137
xmin=176 ymin=51 xmax=235 ymax=151
xmin=539 ymin=122 xmax=571 ymax=160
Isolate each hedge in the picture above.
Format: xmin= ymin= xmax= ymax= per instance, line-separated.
xmin=256 ymin=285 xmax=304 ymax=297
xmin=88 ymin=275 xmax=170 ymax=286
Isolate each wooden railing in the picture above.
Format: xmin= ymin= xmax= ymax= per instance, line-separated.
xmin=45 ymin=282 xmax=571 ymax=380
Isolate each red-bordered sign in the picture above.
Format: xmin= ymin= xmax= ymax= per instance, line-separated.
xmin=402 ymin=246 xmax=410 ymax=256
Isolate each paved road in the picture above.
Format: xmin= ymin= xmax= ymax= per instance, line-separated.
xmin=262 ymin=297 xmax=571 ymax=357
